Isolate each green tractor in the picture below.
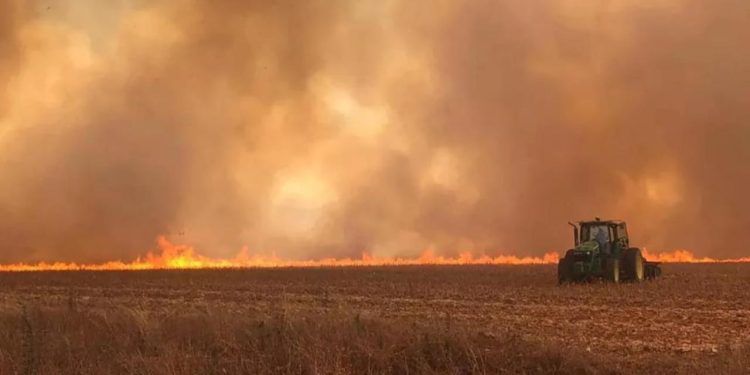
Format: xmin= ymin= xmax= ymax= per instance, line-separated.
xmin=558 ymin=218 xmax=661 ymax=284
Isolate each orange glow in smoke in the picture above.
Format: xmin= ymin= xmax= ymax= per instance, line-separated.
xmin=0 ymin=238 xmax=747 ymax=272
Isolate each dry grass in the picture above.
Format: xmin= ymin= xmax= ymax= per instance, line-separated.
xmin=1 ymin=304 xmax=613 ymax=375
xmin=0 ymin=305 xmax=747 ymax=374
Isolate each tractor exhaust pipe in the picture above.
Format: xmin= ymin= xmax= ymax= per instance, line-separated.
xmin=568 ymin=222 xmax=580 ymax=246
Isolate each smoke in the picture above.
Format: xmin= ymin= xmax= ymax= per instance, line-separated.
xmin=0 ymin=0 xmax=748 ymax=262
xmin=0 ymin=1 xmax=23 ymax=117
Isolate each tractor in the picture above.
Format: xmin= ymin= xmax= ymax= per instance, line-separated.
xmin=558 ymin=218 xmax=661 ymax=284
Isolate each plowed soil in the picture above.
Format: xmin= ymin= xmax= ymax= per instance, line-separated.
xmin=1 ymin=263 xmax=748 ymax=371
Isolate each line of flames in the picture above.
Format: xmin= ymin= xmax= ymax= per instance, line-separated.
xmin=641 ymin=249 xmax=750 ymax=263
xmin=0 ymin=236 xmax=747 ymax=271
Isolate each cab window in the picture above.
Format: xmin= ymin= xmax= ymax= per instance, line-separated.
xmin=586 ymin=225 xmax=610 ymax=243
xmin=616 ymin=224 xmax=628 ymax=240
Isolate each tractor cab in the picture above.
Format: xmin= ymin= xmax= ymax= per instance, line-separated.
xmin=572 ymin=219 xmax=630 ymax=256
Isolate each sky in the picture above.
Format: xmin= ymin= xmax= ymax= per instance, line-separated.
xmin=0 ymin=0 xmax=748 ymax=262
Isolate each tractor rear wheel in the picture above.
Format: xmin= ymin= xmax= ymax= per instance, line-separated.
xmin=624 ymin=248 xmax=645 ymax=282
xmin=605 ymin=258 xmax=620 ymax=283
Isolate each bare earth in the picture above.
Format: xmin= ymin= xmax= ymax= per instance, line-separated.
xmin=0 ymin=263 xmax=748 ymax=372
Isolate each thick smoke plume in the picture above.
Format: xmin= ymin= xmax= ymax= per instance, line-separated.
xmin=0 ymin=0 xmax=748 ymax=262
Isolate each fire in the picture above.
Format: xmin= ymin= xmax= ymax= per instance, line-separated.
xmin=0 ymin=238 xmax=747 ymax=272
xmin=0 ymin=236 xmax=559 ymax=271
xmin=641 ymin=249 xmax=750 ymax=263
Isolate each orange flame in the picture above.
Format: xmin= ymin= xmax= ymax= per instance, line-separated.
xmin=1 ymin=238 xmax=747 ymax=272
xmin=0 ymin=236 xmax=560 ymax=271
xmin=641 ymin=249 xmax=750 ymax=263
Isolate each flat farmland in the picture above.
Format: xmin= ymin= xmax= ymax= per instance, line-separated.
xmin=0 ymin=264 xmax=748 ymax=374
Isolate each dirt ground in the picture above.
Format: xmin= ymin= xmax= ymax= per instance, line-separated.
xmin=0 ymin=263 xmax=748 ymax=372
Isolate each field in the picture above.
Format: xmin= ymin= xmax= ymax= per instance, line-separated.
xmin=0 ymin=263 xmax=748 ymax=374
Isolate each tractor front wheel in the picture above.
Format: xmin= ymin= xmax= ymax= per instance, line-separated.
xmin=605 ymin=258 xmax=620 ymax=283
xmin=558 ymin=258 xmax=572 ymax=285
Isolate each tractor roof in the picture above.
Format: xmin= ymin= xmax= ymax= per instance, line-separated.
xmin=578 ymin=218 xmax=625 ymax=226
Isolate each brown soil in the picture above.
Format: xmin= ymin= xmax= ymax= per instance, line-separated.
xmin=0 ymin=263 xmax=747 ymax=374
